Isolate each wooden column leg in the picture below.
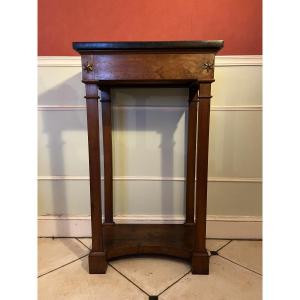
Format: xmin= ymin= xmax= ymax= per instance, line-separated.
xmin=185 ymin=85 xmax=198 ymax=225
xmin=192 ymin=83 xmax=212 ymax=275
xmin=85 ymin=83 xmax=107 ymax=274
xmin=100 ymin=87 xmax=114 ymax=224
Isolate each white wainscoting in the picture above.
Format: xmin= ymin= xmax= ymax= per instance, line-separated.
xmin=38 ymin=55 xmax=262 ymax=238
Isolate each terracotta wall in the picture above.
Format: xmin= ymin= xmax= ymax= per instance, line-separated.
xmin=38 ymin=0 xmax=262 ymax=56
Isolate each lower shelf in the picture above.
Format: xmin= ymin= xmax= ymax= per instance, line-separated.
xmin=102 ymin=223 xmax=196 ymax=260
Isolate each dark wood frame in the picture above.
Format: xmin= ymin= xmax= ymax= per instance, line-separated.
xmin=73 ymin=41 xmax=223 ymax=274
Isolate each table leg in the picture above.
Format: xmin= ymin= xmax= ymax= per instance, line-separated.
xmin=185 ymin=85 xmax=198 ymax=225
xmin=100 ymin=87 xmax=114 ymax=224
xmin=192 ymin=83 xmax=212 ymax=274
xmin=85 ymin=83 xmax=107 ymax=274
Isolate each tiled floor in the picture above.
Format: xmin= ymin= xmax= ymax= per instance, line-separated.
xmin=38 ymin=238 xmax=262 ymax=300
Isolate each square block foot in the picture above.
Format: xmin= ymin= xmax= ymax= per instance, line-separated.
xmin=89 ymin=251 xmax=108 ymax=274
xmin=191 ymin=251 xmax=209 ymax=274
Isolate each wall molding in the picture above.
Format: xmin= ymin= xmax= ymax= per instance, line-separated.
xmin=215 ymin=55 xmax=262 ymax=66
xmin=37 ymin=105 xmax=262 ymax=111
xmin=38 ymin=55 xmax=262 ymax=67
xmin=38 ymin=175 xmax=262 ymax=183
xmin=38 ymin=215 xmax=262 ymax=239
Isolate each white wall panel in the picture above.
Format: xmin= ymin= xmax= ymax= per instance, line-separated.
xmin=38 ymin=108 xmax=261 ymax=179
xmin=38 ymin=110 xmax=90 ymax=176
xmin=38 ymin=180 xmax=261 ymax=217
xmin=212 ymin=66 xmax=262 ymax=106
xmin=38 ymin=67 xmax=84 ymax=105
xmin=38 ymin=180 xmax=91 ymax=215
xmin=209 ymin=111 xmax=262 ymax=178
xmin=38 ymin=57 xmax=262 ymax=218
xmin=112 ymin=103 xmax=187 ymax=177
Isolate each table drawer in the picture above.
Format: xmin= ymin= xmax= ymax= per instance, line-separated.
xmin=81 ymin=53 xmax=215 ymax=82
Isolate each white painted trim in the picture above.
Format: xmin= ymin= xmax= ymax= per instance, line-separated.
xmin=38 ymin=105 xmax=86 ymax=111
xmin=208 ymin=177 xmax=262 ymax=183
xmin=38 ymin=55 xmax=262 ymax=67
xmin=215 ymin=55 xmax=262 ymax=67
xmin=211 ymin=105 xmax=262 ymax=111
xmin=37 ymin=175 xmax=262 ymax=183
xmin=38 ymin=56 xmax=81 ymax=67
xmin=38 ymin=215 xmax=262 ymax=239
xmin=37 ymin=105 xmax=262 ymax=111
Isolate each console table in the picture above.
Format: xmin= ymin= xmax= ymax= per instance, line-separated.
xmin=73 ymin=40 xmax=223 ymax=274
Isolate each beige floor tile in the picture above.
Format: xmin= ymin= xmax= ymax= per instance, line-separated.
xmin=38 ymin=238 xmax=89 ymax=276
xmin=77 ymin=237 xmax=230 ymax=296
xmin=206 ymin=239 xmax=230 ymax=251
xmin=79 ymin=238 xmax=230 ymax=252
xmin=38 ymin=257 xmax=148 ymax=300
xmin=160 ymin=256 xmax=262 ymax=300
xmin=78 ymin=238 xmax=92 ymax=249
xmin=111 ymin=256 xmax=190 ymax=295
xmin=219 ymin=240 xmax=262 ymax=274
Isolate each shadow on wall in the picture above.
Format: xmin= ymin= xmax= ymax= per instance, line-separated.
xmin=39 ymin=72 xmax=84 ymax=239
xmin=111 ymin=88 xmax=188 ymax=217
xmin=38 ymin=72 xmax=189 ymax=241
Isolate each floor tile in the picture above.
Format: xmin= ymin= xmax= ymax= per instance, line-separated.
xmin=219 ymin=240 xmax=262 ymax=274
xmin=78 ymin=238 xmax=92 ymax=249
xmin=79 ymin=238 xmax=230 ymax=252
xmin=38 ymin=257 xmax=148 ymax=300
xmin=206 ymin=239 xmax=230 ymax=251
xmin=110 ymin=256 xmax=190 ymax=295
xmin=38 ymin=238 xmax=89 ymax=276
xmin=160 ymin=256 xmax=262 ymax=300
xmin=77 ymin=237 xmax=230 ymax=295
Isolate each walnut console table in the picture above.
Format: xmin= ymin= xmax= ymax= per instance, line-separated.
xmin=73 ymin=40 xmax=223 ymax=274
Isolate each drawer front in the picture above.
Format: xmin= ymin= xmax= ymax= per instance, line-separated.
xmin=81 ymin=53 xmax=215 ymax=82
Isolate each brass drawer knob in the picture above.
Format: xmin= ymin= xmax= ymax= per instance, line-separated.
xmin=83 ymin=62 xmax=94 ymax=73
xmin=202 ymin=62 xmax=214 ymax=71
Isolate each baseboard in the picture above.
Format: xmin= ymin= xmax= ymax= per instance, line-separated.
xmin=38 ymin=215 xmax=262 ymax=239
